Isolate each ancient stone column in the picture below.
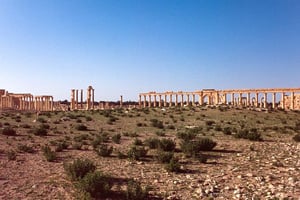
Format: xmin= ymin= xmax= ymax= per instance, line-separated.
xmin=180 ymin=94 xmax=183 ymax=107
xmin=120 ymin=95 xmax=123 ymax=108
xmin=71 ymin=89 xmax=75 ymax=110
xmin=281 ymin=92 xmax=285 ymax=109
xmin=187 ymin=94 xmax=190 ymax=106
xmin=169 ymin=94 xmax=172 ymax=107
xmin=51 ymin=96 xmax=54 ymax=111
xmin=153 ymin=95 xmax=157 ymax=107
xmin=192 ymin=94 xmax=195 ymax=106
xmin=164 ymin=95 xmax=167 ymax=107
xmin=92 ymin=89 xmax=95 ymax=109
xmin=247 ymin=93 xmax=250 ymax=107
xmin=199 ymin=93 xmax=203 ymax=105
xmin=139 ymin=95 xmax=142 ymax=108
xmin=291 ymin=92 xmax=295 ymax=110
xmin=148 ymin=95 xmax=152 ymax=108
xmin=80 ymin=89 xmax=83 ymax=109
xmin=223 ymin=93 xmax=227 ymax=104
xmin=75 ymin=90 xmax=78 ymax=109
xmin=175 ymin=94 xmax=178 ymax=106
xmin=239 ymin=93 xmax=242 ymax=106
xmin=231 ymin=93 xmax=235 ymax=106
xmin=255 ymin=93 xmax=259 ymax=107
xmin=86 ymin=88 xmax=91 ymax=110
xmin=143 ymin=95 xmax=146 ymax=108
xmin=272 ymin=93 xmax=276 ymax=109
xmin=159 ymin=95 xmax=162 ymax=107
xmin=264 ymin=93 xmax=267 ymax=108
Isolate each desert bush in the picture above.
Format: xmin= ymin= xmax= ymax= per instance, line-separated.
xmin=37 ymin=117 xmax=47 ymax=123
xmin=127 ymin=146 xmax=148 ymax=161
xmin=223 ymin=127 xmax=232 ymax=135
xmin=156 ymin=151 xmax=174 ymax=163
xmin=126 ymin=179 xmax=149 ymax=200
xmin=20 ymin=124 xmax=31 ymax=129
xmin=1 ymin=127 xmax=16 ymax=136
xmin=117 ymin=151 xmax=127 ymax=159
xmin=95 ymin=144 xmax=113 ymax=157
xmin=75 ymin=124 xmax=88 ymax=131
xmin=72 ymin=142 xmax=83 ymax=150
xmin=55 ymin=140 xmax=69 ymax=152
xmin=150 ymin=119 xmax=164 ymax=129
xmin=112 ymin=133 xmax=121 ymax=144
xmin=77 ymin=171 xmax=112 ymax=199
xmin=205 ymin=120 xmax=215 ymax=126
xmin=133 ymin=138 xmax=143 ymax=146
xmin=33 ymin=126 xmax=47 ymax=136
xmin=85 ymin=116 xmax=93 ymax=122
xmin=17 ymin=144 xmax=35 ymax=153
xmin=176 ymin=131 xmax=196 ymax=141
xmin=158 ymin=138 xmax=176 ymax=152
xmin=42 ymin=145 xmax=56 ymax=162
xmin=64 ymin=158 xmax=96 ymax=181
xmin=155 ymin=131 xmax=166 ymax=137
xmin=214 ymin=125 xmax=222 ymax=131
xmin=197 ymin=153 xmax=208 ymax=163
xmin=165 ymin=158 xmax=181 ymax=173
xmin=235 ymin=129 xmax=262 ymax=141
xmin=7 ymin=150 xmax=17 ymax=160
xmin=166 ymin=124 xmax=175 ymax=130
xmin=92 ymin=133 xmax=109 ymax=148
xmin=144 ymin=137 xmax=160 ymax=149
xmin=74 ymin=134 xmax=90 ymax=142
xmin=293 ymin=133 xmax=300 ymax=142
xmin=180 ymin=138 xmax=217 ymax=157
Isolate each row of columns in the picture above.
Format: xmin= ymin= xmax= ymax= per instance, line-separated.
xmin=70 ymin=86 xmax=95 ymax=110
xmin=35 ymin=96 xmax=54 ymax=111
xmin=139 ymin=91 xmax=297 ymax=110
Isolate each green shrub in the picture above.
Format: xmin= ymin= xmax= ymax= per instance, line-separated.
xmin=155 ymin=131 xmax=166 ymax=137
xmin=180 ymin=138 xmax=217 ymax=157
xmin=150 ymin=119 xmax=164 ymax=129
xmin=133 ymin=138 xmax=143 ymax=146
xmin=33 ymin=126 xmax=47 ymax=136
xmin=112 ymin=133 xmax=121 ymax=144
xmin=85 ymin=116 xmax=93 ymax=122
xmin=176 ymin=131 xmax=196 ymax=141
xmin=126 ymin=179 xmax=149 ymax=200
xmin=64 ymin=158 xmax=96 ymax=181
xmin=1 ymin=127 xmax=16 ymax=136
xmin=17 ymin=144 xmax=35 ymax=153
xmin=156 ymin=151 xmax=174 ymax=163
xmin=75 ymin=124 xmax=88 ymax=131
xmin=7 ymin=150 xmax=17 ymax=160
xmin=37 ymin=117 xmax=47 ymax=123
xmin=165 ymin=158 xmax=181 ymax=173
xmin=223 ymin=127 xmax=232 ymax=135
xmin=55 ymin=141 xmax=69 ymax=152
xmin=235 ymin=129 xmax=262 ymax=141
xmin=292 ymin=133 xmax=300 ymax=142
xmin=74 ymin=134 xmax=90 ymax=142
xmin=144 ymin=138 xmax=160 ymax=149
xmin=158 ymin=138 xmax=176 ymax=152
xmin=42 ymin=146 xmax=56 ymax=162
xmin=77 ymin=171 xmax=112 ymax=199
xmin=127 ymin=146 xmax=148 ymax=161
xmin=95 ymin=144 xmax=113 ymax=157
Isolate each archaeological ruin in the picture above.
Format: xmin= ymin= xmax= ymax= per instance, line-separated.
xmin=0 ymin=89 xmax=54 ymax=111
xmin=139 ymin=88 xmax=300 ymax=110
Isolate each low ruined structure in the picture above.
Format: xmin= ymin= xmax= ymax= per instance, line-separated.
xmin=70 ymin=86 xmax=95 ymax=110
xmin=139 ymin=88 xmax=300 ymax=110
xmin=0 ymin=89 xmax=53 ymax=111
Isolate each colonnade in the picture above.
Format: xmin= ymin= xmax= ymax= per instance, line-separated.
xmin=70 ymin=86 xmax=95 ymax=110
xmin=139 ymin=88 xmax=300 ymax=110
xmin=34 ymin=96 xmax=54 ymax=111
xmin=0 ymin=90 xmax=53 ymax=111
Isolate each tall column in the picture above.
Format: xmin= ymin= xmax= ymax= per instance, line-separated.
xmin=187 ymin=95 xmax=190 ymax=106
xmin=291 ymin=92 xmax=295 ymax=110
xmin=281 ymin=92 xmax=285 ymax=109
xmin=159 ymin=95 xmax=162 ymax=107
xmin=239 ymin=93 xmax=242 ymax=106
xmin=80 ymin=89 xmax=83 ymax=109
xmin=148 ymin=95 xmax=152 ymax=108
xmin=199 ymin=93 xmax=203 ymax=105
xmin=143 ymin=95 xmax=146 ymax=108
xmin=75 ymin=90 xmax=78 ymax=109
xmin=139 ymin=95 xmax=142 ymax=108
xmin=223 ymin=93 xmax=227 ymax=104
xmin=169 ymin=94 xmax=172 ymax=107
xmin=120 ymin=95 xmax=123 ymax=108
xmin=255 ymin=93 xmax=259 ymax=107
xmin=71 ymin=89 xmax=75 ymax=110
xmin=247 ymin=93 xmax=250 ymax=106
xmin=181 ymin=94 xmax=184 ymax=107
xmin=192 ymin=94 xmax=195 ymax=106
xmin=92 ymin=89 xmax=95 ymax=109
xmin=231 ymin=93 xmax=235 ymax=106
xmin=175 ymin=95 xmax=178 ymax=106
xmin=51 ymin=97 xmax=54 ymax=111
xmin=272 ymin=93 xmax=276 ymax=109
xmin=264 ymin=93 xmax=267 ymax=108
xmin=164 ymin=95 xmax=167 ymax=107
xmin=153 ymin=95 xmax=157 ymax=107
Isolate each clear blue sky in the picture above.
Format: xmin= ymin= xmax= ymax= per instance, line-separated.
xmin=0 ymin=0 xmax=299 ymax=101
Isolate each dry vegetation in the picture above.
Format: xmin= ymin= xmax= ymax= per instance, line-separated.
xmin=0 ymin=106 xmax=300 ymax=199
